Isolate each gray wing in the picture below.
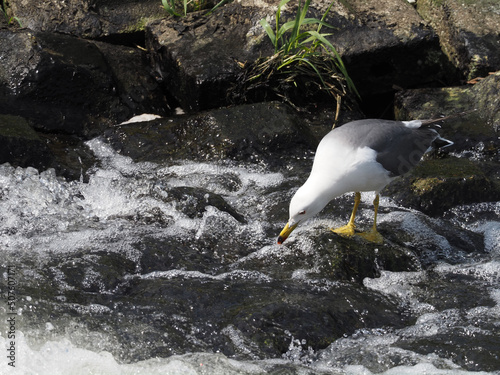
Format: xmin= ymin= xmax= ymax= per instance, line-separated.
xmin=334 ymin=120 xmax=441 ymax=177
xmin=373 ymin=127 xmax=438 ymax=176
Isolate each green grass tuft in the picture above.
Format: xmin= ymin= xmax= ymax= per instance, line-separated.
xmin=240 ymin=0 xmax=358 ymax=119
xmin=1 ymin=5 xmax=22 ymax=27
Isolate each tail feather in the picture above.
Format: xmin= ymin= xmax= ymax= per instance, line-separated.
xmin=420 ymin=109 xmax=477 ymax=127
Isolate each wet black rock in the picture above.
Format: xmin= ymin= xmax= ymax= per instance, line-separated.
xmin=316 ymin=233 xmax=419 ymax=283
xmin=0 ymin=30 xmax=117 ymax=135
xmin=158 ymin=186 xmax=247 ymax=224
xmin=0 ymin=113 xmax=98 ymax=181
xmin=145 ymin=2 xmax=274 ymax=113
xmin=0 ymin=114 xmax=54 ymax=170
xmin=114 ymin=275 xmax=411 ymax=361
xmin=13 ymin=234 xmax=415 ymax=361
xmin=0 ymin=29 xmax=171 ymax=137
xmin=92 ymin=40 xmax=173 ymax=128
xmin=7 ymin=0 xmax=102 ymax=38
xmin=145 ymin=0 xmax=455 ymax=113
xmin=256 ymin=215 xmax=483 ymax=283
xmin=328 ymin=0 xmax=458 ymax=96
xmin=103 ymin=101 xmax=318 ymax=165
xmin=395 ymin=73 xmax=500 ymax=150
xmin=397 ymin=268 xmax=500 ymax=372
xmin=137 ymin=236 xmax=215 ymax=275
xmin=236 ymin=229 xmax=421 ymax=284
xmin=53 ymin=250 xmax=137 ymax=295
xmin=40 ymin=133 xmax=98 ymax=182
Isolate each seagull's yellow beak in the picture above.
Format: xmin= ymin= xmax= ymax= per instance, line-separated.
xmin=277 ymin=222 xmax=298 ymax=244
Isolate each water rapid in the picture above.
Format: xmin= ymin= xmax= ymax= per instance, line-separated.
xmin=0 ymin=137 xmax=499 ymax=375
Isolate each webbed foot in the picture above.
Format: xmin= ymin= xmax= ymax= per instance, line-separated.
xmin=356 ymin=228 xmax=383 ymax=244
xmin=331 ymin=223 xmax=356 ymax=237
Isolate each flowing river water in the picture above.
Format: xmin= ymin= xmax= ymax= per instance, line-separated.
xmin=0 ymin=135 xmax=499 ymax=375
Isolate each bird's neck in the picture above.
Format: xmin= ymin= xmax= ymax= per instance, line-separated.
xmin=301 ymin=175 xmax=344 ymax=212
xmin=304 ymin=174 xmax=345 ymax=201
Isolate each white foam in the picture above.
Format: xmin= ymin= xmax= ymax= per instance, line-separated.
xmin=344 ymin=363 xmax=495 ymax=375
xmin=364 ymin=270 xmax=432 ymax=314
xmin=156 ymin=161 xmax=284 ymax=197
xmin=313 ymin=321 xmax=500 ymax=375
xmin=476 ymin=221 xmax=500 ymax=254
xmin=137 ymin=269 xmax=273 ymax=283
xmin=3 ymin=317 xmax=499 ymax=375
xmin=1 ymin=137 xmax=285 ymax=256
xmin=0 ymin=166 xmax=82 ymax=248
xmin=85 ymin=138 xmax=158 ymax=176
xmin=434 ymin=261 xmax=500 ymax=284
xmin=444 ymin=202 xmax=500 ymax=254
xmin=380 ymin=210 xmax=454 ymax=253
xmin=1 ymin=333 xmax=265 ymax=375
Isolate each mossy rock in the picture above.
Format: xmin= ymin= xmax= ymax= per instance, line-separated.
xmin=0 ymin=114 xmax=41 ymax=140
xmin=472 ymin=71 xmax=500 ymax=127
xmin=385 ymin=157 xmax=500 ymax=215
xmin=394 ymin=86 xmax=472 ymax=120
xmin=395 ymin=73 xmax=499 ymax=152
xmin=394 ymin=85 xmax=497 ymax=147
xmin=416 ymin=0 xmax=500 ymax=79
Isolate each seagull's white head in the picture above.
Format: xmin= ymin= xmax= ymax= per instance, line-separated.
xmin=277 ymin=183 xmax=331 ymax=244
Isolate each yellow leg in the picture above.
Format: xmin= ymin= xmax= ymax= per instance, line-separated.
xmin=357 ymin=194 xmax=384 ymax=244
xmin=331 ymin=192 xmax=360 ymax=237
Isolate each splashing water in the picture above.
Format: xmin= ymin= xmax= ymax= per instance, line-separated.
xmin=0 ymin=137 xmax=499 ymax=375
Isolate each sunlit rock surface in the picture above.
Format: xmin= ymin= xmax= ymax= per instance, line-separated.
xmin=6 ymin=0 xmax=165 ymax=38
xmin=417 ymin=0 xmax=500 ymax=79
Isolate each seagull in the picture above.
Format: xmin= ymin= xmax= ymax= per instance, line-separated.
xmin=277 ymin=118 xmax=454 ymax=245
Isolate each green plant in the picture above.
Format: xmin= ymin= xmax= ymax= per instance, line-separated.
xmin=161 ymin=0 xmax=229 ymax=17
xmin=241 ymin=0 xmax=358 ymax=117
xmin=0 ymin=5 xmax=22 ymax=27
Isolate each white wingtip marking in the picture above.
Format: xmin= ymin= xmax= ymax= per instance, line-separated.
xmin=402 ymin=120 xmax=422 ymax=129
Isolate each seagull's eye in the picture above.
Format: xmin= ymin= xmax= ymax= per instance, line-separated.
xmin=298 ymin=210 xmax=306 ymax=215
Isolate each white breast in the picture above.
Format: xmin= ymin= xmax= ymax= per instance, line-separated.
xmin=309 ymin=138 xmax=394 ymax=197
